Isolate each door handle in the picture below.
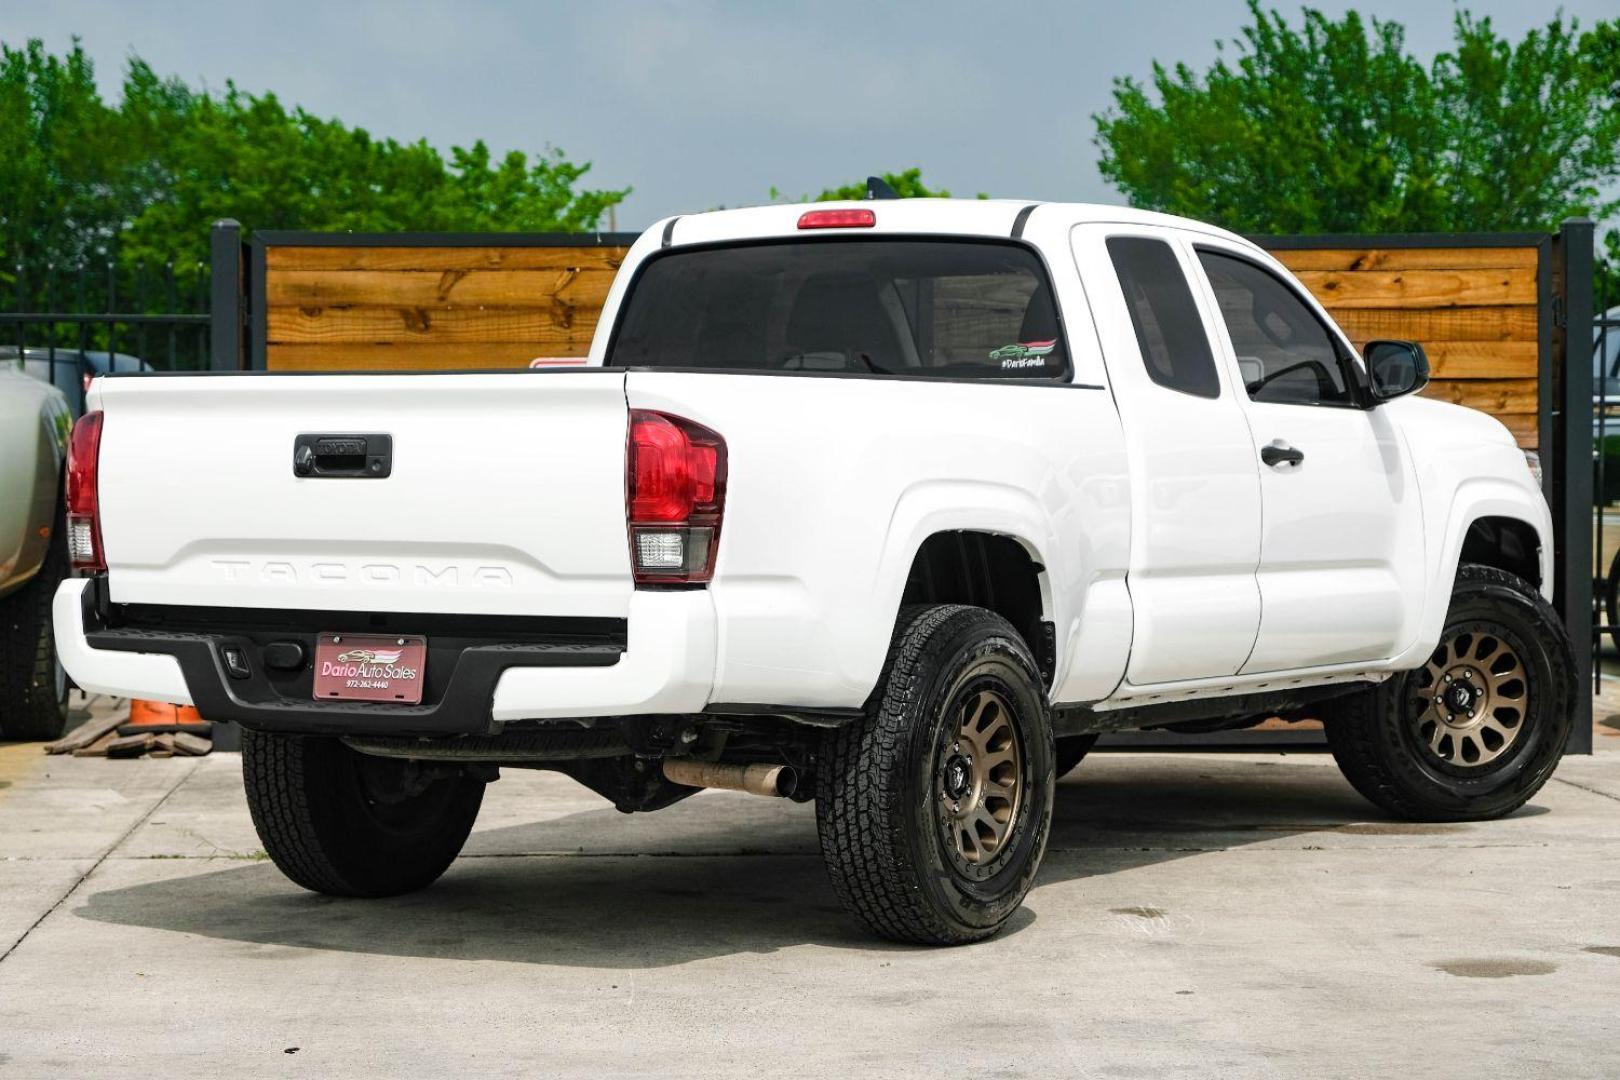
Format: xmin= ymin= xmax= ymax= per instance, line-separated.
xmin=1261 ymin=442 xmax=1304 ymax=468
xmin=293 ymin=433 xmax=393 ymax=478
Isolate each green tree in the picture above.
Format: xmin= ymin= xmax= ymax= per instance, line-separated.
xmin=1093 ymin=4 xmax=1620 ymax=236
xmin=0 ymin=40 xmax=146 ymax=272
xmin=0 ymin=38 xmax=628 ymax=296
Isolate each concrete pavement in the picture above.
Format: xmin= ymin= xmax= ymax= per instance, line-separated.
xmin=1 ymin=737 xmax=1618 ymax=1079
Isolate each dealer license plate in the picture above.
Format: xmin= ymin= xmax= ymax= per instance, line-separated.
xmin=313 ymin=633 xmax=427 ymax=704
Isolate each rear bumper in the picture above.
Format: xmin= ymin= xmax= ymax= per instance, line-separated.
xmin=54 ymin=577 xmax=716 ymax=736
xmin=55 ymin=578 xmax=193 ymax=704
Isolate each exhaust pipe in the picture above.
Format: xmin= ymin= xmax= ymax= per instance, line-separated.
xmin=662 ymin=759 xmax=797 ymax=799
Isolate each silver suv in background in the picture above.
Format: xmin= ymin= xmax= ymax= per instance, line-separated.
xmin=0 ymin=360 xmax=71 ymax=739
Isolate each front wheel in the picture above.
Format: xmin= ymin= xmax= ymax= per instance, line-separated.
xmin=816 ymin=605 xmax=1055 ymax=945
xmin=242 ymin=729 xmax=485 ymax=897
xmin=1325 ymin=564 xmax=1574 ymax=822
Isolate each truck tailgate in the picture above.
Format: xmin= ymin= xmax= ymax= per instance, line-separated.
xmin=92 ymin=372 xmax=633 ymax=618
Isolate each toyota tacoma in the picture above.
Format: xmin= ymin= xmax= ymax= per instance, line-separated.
xmin=55 ymin=199 xmax=1572 ymax=944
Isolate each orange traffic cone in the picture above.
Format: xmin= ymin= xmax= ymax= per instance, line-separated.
xmin=121 ymin=699 xmax=212 ymax=736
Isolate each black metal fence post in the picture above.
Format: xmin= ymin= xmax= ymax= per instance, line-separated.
xmin=1555 ymin=218 xmax=1595 ymax=753
xmin=209 ymin=219 xmax=244 ymax=371
xmin=208 ymin=218 xmax=246 ymax=753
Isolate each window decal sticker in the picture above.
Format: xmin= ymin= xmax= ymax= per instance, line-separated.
xmin=989 ymin=340 xmax=1056 ymax=369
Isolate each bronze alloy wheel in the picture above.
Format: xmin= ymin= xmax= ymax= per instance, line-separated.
xmin=817 ymin=604 xmax=1055 ymax=943
xmin=1408 ymin=627 xmax=1528 ymax=769
xmin=938 ymin=684 xmax=1025 ymax=877
xmin=1325 ymin=565 xmax=1573 ymax=824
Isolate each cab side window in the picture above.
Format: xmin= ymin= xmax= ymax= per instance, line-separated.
xmin=1106 ymin=236 xmax=1221 ymax=399
xmin=1197 ymin=250 xmax=1354 ymax=406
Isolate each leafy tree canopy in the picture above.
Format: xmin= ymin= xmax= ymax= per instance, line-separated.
xmin=0 ymin=38 xmax=628 ymax=282
xmin=1093 ymin=3 xmax=1620 ymax=236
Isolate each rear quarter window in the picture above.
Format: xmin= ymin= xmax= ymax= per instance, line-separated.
xmin=1105 ymin=236 xmax=1221 ymax=399
xmin=608 ymin=239 xmax=1070 ymax=380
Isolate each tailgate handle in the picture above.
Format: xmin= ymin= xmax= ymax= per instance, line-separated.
xmin=293 ymin=433 xmax=393 ymax=478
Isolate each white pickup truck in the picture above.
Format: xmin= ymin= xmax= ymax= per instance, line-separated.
xmin=55 ymin=199 xmax=1572 ymax=944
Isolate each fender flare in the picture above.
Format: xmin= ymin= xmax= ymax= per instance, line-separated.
xmin=1388 ymin=477 xmax=1553 ymax=670
xmin=841 ymin=479 xmax=1061 ymax=696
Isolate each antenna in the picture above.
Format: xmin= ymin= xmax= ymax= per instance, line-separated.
xmin=865 ymin=176 xmax=900 ymax=200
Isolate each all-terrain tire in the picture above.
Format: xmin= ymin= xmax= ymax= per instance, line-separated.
xmin=242 ymin=728 xmax=485 ymax=897
xmin=0 ymin=521 xmax=69 ymax=742
xmin=1325 ymin=564 xmax=1574 ymax=822
xmin=816 ymin=604 xmax=1055 ymax=945
xmin=1054 ymin=734 xmax=1099 ymax=779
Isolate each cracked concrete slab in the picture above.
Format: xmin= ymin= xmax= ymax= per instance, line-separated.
xmin=1549 ymin=755 xmax=1620 ymax=802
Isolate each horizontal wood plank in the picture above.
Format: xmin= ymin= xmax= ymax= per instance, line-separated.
xmin=1310 ymin=339 xmax=1537 ymax=379
xmin=265 ymin=246 xmax=626 ymax=272
xmin=1418 ymin=377 xmax=1537 ymax=414
xmin=1328 ymin=305 xmax=1539 ymax=343
xmin=265 ymin=269 xmax=616 ymax=308
xmin=1272 ymin=246 xmax=1539 ymax=272
xmin=1294 ymin=268 xmax=1534 ymax=308
xmin=267 ymin=305 xmax=600 ymax=346
xmin=1497 ymin=412 xmax=1537 ymax=448
xmin=70 ymin=732 xmax=120 ymax=758
xmin=43 ymin=711 xmax=128 ymax=754
xmin=266 ymin=342 xmax=586 ymax=370
xmin=1407 ymin=342 xmax=1537 ymax=380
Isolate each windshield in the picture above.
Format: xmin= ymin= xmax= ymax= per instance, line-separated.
xmin=608 ymin=239 xmax=1069 ymax=380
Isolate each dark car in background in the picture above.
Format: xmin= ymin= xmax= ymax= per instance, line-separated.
xmin=0 ymin=361 xmax=71 ymax=740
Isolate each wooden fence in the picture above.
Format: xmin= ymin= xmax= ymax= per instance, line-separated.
xmin=233 ymin=230 xmax=635 ymax=373
xmin=224 ymin=227 xmax=1550 ymax=449
xmin=1264 ymin=235 xmax=1547 ymax=449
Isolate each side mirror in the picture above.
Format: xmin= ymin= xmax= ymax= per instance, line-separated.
xmin=1364 ymin=340 xmax=1429 ymax=401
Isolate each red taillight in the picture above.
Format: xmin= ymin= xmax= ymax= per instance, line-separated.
xmin=66 ymin=411 xmax=105 ymax=572
xmin=797 ymin=208 xmax=876 ymax=230
xmin=626 ymin=410 xmax=726 ymax=585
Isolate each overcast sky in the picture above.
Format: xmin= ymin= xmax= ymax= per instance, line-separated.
xmin=3 ymin=0 xmax=1613 ymax=230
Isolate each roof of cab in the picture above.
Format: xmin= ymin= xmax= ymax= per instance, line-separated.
xmin=645 ymin=198 xmax=1258 ymax=255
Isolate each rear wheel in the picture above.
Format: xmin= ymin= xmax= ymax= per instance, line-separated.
xmin=1326 ymin=564 xmax=1573 ymax=822
xmin=242 ymin=728 xmax=485 ymax=897
xmin=0 ymin=522 xmax=69 ymax=742
xmin=816 ymin=605 xmax=1055 ymax=945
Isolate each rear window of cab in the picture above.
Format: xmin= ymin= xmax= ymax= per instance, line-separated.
xmin=607 ymin=239 xmax=1070 ymax=380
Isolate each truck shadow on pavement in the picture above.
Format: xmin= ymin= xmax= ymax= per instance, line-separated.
xmin=73 ymin=755 xmax=1538 ymax=967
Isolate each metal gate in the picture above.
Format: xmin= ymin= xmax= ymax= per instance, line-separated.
xmin=0 ymin=254 xmax=211 ymax=415
xmin=1549 ymin=219 xmax=1595 ymax=755
xmin=1591 ymin=230 xmax=1620 ymax=748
